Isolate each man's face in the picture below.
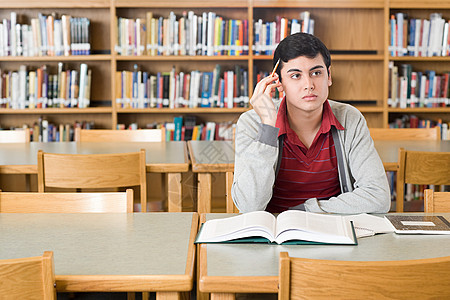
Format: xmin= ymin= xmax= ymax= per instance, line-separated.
xmin=279 ymin=54 xmax=332 ymax=114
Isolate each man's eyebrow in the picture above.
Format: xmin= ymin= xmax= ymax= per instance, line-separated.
xmin=286 ymin=65 xmax=324 ymax=73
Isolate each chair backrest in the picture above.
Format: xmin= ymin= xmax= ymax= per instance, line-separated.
xmin=225 ymin=171 xmax=239 ymax=213
xmin=369 ymin=127 xmax=440 ymax=140
xmin=37 ymin=149 xmax=147 ymax=211
xmin=74 ymin=128 xmax=164 ymax=142
xmin=0 ymin=189 xmax=133 ymax=213
xmin=396 ymin=148 xmax=450 ymax=211
xmin=0 ymin=128 xmax=30 ymax=143
xmin=278 ymin=252 xmax=450 ymax=300
xmin=424 ymin=189 xmax=450 ymax=213
xmin=0 ymin=251 xmax=56 ymax=299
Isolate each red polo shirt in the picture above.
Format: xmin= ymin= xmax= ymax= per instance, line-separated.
xmin=267 ymin=99 xmax=345 ymax=213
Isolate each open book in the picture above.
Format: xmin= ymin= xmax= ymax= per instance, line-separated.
xmin=195 ymin=210 xmax=357 ymax=245
xmin=385 ymin=215 xmax=450 ymax=234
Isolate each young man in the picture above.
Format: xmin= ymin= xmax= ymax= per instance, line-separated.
xmin=232 ymin=32 xmax=390 ymax=214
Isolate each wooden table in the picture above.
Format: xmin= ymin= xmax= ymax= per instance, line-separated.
xmin=0 ymin=141 xmax=189 ymax=212
xmin=0 ymin=212 xmax=198 ymax=298
xmin=188 ymin=140 xmax=450 ymax=213
xmin=188 ymin=141 xmax=234 ymax=214
xmin=198 ymin=213 xmax=450 ymax=300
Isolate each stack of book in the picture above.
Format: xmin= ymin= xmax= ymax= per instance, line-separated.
xmin=0 ymin=63 xmax=91 ymax=109
xmin=388 ymin=62 xmax=450 ymax=108
xmin=116 ymin=11 xmax=248 ymax=56
xmin=253 ymin=12 xmax=314 ymax=55
xmin=115 ymin=64 xmax=248 ymax=109
xmin=390 ymin=12 xmax=450 ymax=57
xmin=0 ymin=12 xmax=90 ymax=57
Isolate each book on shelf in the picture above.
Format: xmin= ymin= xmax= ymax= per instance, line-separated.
xmin=26 ymin=118 xmax=94 ymax=142
xmin=0 ymin=63 xmax=91 ymax=109
xmin=115 ymin=64 xmax=249 ymax=109
xmin=390 ymin=12 xmax=450 ymax=57
xmin=385 ymin=215 xmax=450 ymax=234
xmin=388 ymin=62 xmax=450 ymax=109
xmin=116 ymin=11 xmax=248 ymax=56
xmin=0 ymin=12 xmax=90 ymax=57
xmin=195 ymin=210 xmax=357 ymax=245
xmin=253 ymin=12 xmax=314 ymax=55
xmin=389 ymin=114 xmax=449 ymax=140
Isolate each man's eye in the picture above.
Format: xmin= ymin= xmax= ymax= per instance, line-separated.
xmin=291 ymin=73 xmax=300 ymax=79
xmin=311 ymin=71 xmax=322 ymax=76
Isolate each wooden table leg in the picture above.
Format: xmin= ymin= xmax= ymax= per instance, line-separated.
xmin=197 ymin=173 xmax=212 ymax=214
xmin=211 ymin=293 xmax=235 ymax=300
xmin=168 ymin=172 xmax=183 ymax=212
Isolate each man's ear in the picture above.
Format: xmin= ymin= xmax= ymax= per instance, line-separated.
xmin=277 ymin=84 xmax=284 ymax=93
xmin=327 ymin=67 xmax=332 ymax=86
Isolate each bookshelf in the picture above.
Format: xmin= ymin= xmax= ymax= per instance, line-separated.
xmin=0 ymin=0 xmax=449 ymax=134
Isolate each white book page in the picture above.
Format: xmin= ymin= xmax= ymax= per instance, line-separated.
xmin=197 ymin=211 xmax=276 ymax=242
xmin=344 ymin=213 xmax=395 ymax=238
xmin=275 ymin=211 xmax=354 ymax=244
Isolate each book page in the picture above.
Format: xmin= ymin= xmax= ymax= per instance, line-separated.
xmin=275 ymin=210 xmax=354 ymax=244
xmin=344 ymin=213 xmax=395 ymax=238
xmin=196 ymin=211 xmax=276 ymax=243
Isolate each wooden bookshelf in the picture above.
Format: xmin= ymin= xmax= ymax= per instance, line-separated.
xmin=0 ymin=0 xmax=448 ymax=132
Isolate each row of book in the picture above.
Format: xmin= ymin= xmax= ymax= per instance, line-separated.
xmin=389 ymin=114 xmax=449 ymax=140
xmin=388 ymin=62 xmax=450 ymax=108
xmin=254 ymin=12 xmax=314 ymax=55
xmin=117 ymin=116 xmax=235 ymax=141
xmin=116 ymin=11 xmax=249 ymax=56
xmin=0 ymin=63 xmax=91 ymax=109
xmin=0 ymin=12 xmax=90 ymax=57
xmin=389 ymin=12 xmax=450 ymax=57
xmin=5 ymin=119 xmax=94 ymax=142
xmin=115 ymin=64 xmax=249 ymax=109
xmin=147 ymin=117 xmax=235 ymax=141
xmin=115 ymin=11 xmax=315 ymax=57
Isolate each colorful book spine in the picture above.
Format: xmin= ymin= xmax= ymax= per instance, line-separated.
xmin=115 ymin=64 xmax=249 ymax=109
xmin=0 ymin=63 xmax=91 ymax=109
xmin=116 ymin=11 xmax=247 ymax=57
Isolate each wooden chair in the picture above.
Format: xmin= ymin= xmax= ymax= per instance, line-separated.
xmin=0 ymin=189 xmax=133 ymax=213
xmin=74 ymin=128 xmax=165 ymax=142
xmin=0 ymin=251 xmax=56 ymax=299
xmin=278 ymin=252 xmax=450 ymax=300
xmin=424 ymin=189 xmax=450 ymax=213
xmin=0 ymin=128 xmax=30 ymax=143
xmin=37 ymin=150 xmax=148 ymax=212
xmin=74 ymin=128 xmax=166 ymax=212
xmin=369 ymin=127 xmax=440 ymax=140
xmin=225 ymin=171 xmax=239 ymax=213
xmin=0 ymin=128 xmax=31 ymax=191
xmin=396 ymin=148 xmax=450 ymax=212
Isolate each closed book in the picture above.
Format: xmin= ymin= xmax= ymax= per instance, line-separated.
xmin=385 ymin=215 xmax=450 ymax=234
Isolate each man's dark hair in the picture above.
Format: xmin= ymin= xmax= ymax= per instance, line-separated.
xmin=273 ymin=32 xmax=331 ymax=81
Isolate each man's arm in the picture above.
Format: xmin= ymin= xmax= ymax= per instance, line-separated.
xmin=232 ymin=111 xmax=280 ymax=212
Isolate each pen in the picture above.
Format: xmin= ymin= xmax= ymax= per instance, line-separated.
xmin=271 ymin=58 xmax=280 ymax=77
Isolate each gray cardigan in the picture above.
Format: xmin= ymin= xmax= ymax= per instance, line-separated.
xmin=231 ymin=100 xmax=391 ymax=214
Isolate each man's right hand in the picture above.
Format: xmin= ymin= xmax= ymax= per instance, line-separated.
xmin=250 ymin=73 xmax=282 ymax=127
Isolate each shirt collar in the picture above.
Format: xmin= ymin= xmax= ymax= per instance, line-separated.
xmin=275 ymin=98 xmax=344 ymax=138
